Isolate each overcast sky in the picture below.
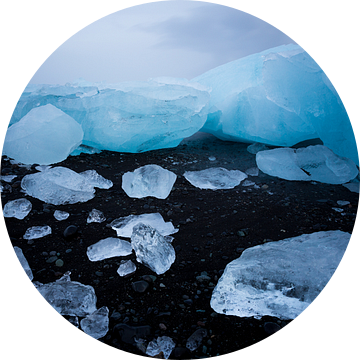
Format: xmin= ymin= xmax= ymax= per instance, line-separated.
xmin=30 ymin=1 xmax=295 ymax=84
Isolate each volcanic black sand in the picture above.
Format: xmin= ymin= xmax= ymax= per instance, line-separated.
xmin=1 ymin=133 xmax=358 ymax=358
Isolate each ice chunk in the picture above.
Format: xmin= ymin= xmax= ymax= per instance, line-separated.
xmin=184 ymin=167 xmax=247 ymax=190
xmin=37 ymin=273 xmax=97 ymax=316
xmin=131 ymin=223 xmax=176 ymax=275
xmin=343 ymin=181 xmax=359 ymax=193
xmin=80 ymin=306 xmax=109 ymax=340
xmin=87 ymin=237 xmax=133 ymax=261
xmin=11 ymin=78 xmax=210 ymax=153
xmin=110 ymin=213 xmax=178 ymax=238
xmin=53 ymin=210 xmax=69 ymax=221
xmin=117 ymin=260 xmax=136 ymax=277
xmin=256 ymin=145 xmax=358 ymax=184
xmin=210 ymin=230 xmax=350 ymax=320
xmin=79 ymin=170 xmax=113 ymax=189
xmin=87 ymin=208 xmax=106 ymax=223
xmin=3 ymin=104 xmax=83 ymax=165
xmin=14 ymin=246 xmax=33 ymax=281
xmin=247 ymin=143 xmax=269 ymax=155
xmin=23 ymin=225 xmax=51 ymax=240
xmin=1 ymin=175 xmax=17 ymax=182
xmin=3 ymin=198 xmax=32 ymax=219
xmin=186 ymin=328 xmax=208 ymax=351
xmin=242 ymin=180 xmax=255 ymax=187
xmin=122 ymin=164 xmax=176 ymax=199
xmin=146 ymin=336 xmax=176 ymax=359
xmin=21 ymin=166 xmax=112 ymax=205
xmin=245 ymin=167 xmax=259 ymax=177
xmin=193 ymin=44 xmax=358 ymax=164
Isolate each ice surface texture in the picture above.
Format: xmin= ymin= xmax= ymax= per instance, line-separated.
xmin=3 ymin=198 xmax=32 ymax=219
xmin=122 ymin=164 xmax=177 ymax=199
xmin=87 ymin=238 xmax=133 ymax=261
xmin=80 ymin=306 xmax=109 ymax=339
xmin=210 ymin=230 xmax=350 ymax=320
xmin=193 ymin=44 xmax=358 ymax=164
xmin=184 ymin=167 xmax=247 ymax=190
xmin=3 ymin=104 xmax=83 ymax=165
xmin=14 ymin=246 xmax=33 ymax=281
xmin=131 ymin=223 xmax=176 ymax=275
xmin=256 ymin=145 xmax=358 ymax=184
xmin=21 ymin=167 xmax=112 ymax=205
xmin=10 ymin=78 xmax=210 ymax=154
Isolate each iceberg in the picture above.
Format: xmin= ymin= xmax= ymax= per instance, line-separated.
xmin=122 ymin=164 xmax=177 ymax=199
xmin=110 ymin=213 xmax=178 ymax=238
xmin=256 ymin=145 xmax=358 ymax=184
xmin=36 ymin=272 xmax=97 ymax=316
xmin=14 ymin=246 xmax=33 ymax=281
xmin=192 ymin=44 xmax=358 ymax=164
xmin=10 ymin=78 xmax=210 ymax=153
xmin=146 ymin=336 xmax=176 ymax=359
xmin=87 ymin=237 xmax=133 ymax=262
xmin=3 ymin=198 xmax=32 ymax=219
xmin=23 ymin=225 xmax=51 ymax=240
xmin=3 ymin=104 xmax=83 ymax=165
xmin=21 ymin=166 xmax=112 ymax=205
xmin=80 ymin=306 xmax=109 ymax=340
xmin=184 ymin=167 xmax=247 ymax=190
xmin=131 ymin=223 xmax=176 ymax=275
xmin=210 ymin=230 xmax=350 ymax=320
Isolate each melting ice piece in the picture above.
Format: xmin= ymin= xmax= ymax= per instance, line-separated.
xmin=79 ymin=170 xmax=113 ymax=189
xmin=80 ymin=306 xmax=109 ymax=340
xmin=210 ymin=230 xmax=350 ymax=320
xmin=54 ymin=210 xmax=69 ymax=221
xmin=23 ymin=225 xmax=51 ymax=240
xmin=186 ymin=329 xmax=208 ymax=352
xmin=3 ymin=198 xmax=32 ymax=219
xmin=184 ymin=167 xmax=247 ymax=190
xmin=343 ymin=181 xmax=360 ymax=193
xmin=3 ymin=104 xmax=83 ymax=165
xmin=247 ymin=143 xmax=269 ymax=154
xmin=87 ymin=208 xmax=106 ymax=223
xmin=37 ymin=273 xmax=97 ymax=316
xmin=122 ymin=164 xmax=177 ymax=199
xmin=1 ymin=175 xmax=17 ymax=182
xmin=117 ymin=260 xmax=136 ymax=277
xmin=87 ymin=237 xmax=133 ymax=261
xmin=21 ymin=166 xmax=112 ymax=205
xmin=131 ymin=223 xmax=176 ymax=275
xmin=146 ymin=336 xmax=176 ymax=359
xmin=14 ymin=246 xmax=33 ymax=281
xmin=242 ymin=180 xmax=255 ymax=187
xmin=245 ymin=167 xmax=259 ymax=177
xmin=110 ymin=213 xmax=178 ymax=238
xmin=256 ymin=145 xmax=358 ymax=184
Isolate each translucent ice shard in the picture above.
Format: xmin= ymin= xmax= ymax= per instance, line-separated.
xmin=80 ymin=306 xmax=109 ymax=339
xmin=146 ymin=336 xmax=176 ymax=359
xmin=87 ymin=208 xmax=106 ymax=223
xmin=53 ymin=210 xmax=69 ymax=221
xmin=14 ymin=246 xmax=33 ymax=281
xmin=87 ymin=237 xmax=133 ymax=261
xmin=23 ymin=225 xmax=51 ymax=240
xmin=184 ymin=167 xmax=247 ymax=190
xmin=79 ymin=170 xmax=113 ymax=189
xmin=210 ymin=230 xmax=350 ymax=320
xmin=3 ymin=198 xmax=32 ymax=219
xmin=131 ymin=223 xmax=176 ymax=275
xmin=122 ymin=164 xmax=177 ymax=199
xmin=186 ymin=328 xmax=208 ymax=351
xmin=110 ymin=213 xmax=178 ymax=238
xmin=117 ymin=260 xmax=136 ymax=277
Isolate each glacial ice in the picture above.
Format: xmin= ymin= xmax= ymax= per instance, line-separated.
xmin=131 ymin=223 xmax=176 ymax=275
xmin=14 ymin=246 xmax=33 ymax=281
xmin=210 ymin=230 xmax=350 ymax=320
xmin=122 ymin=164 xmax=177 ymax=199
xmin=110 ymin=213 xmax=178 ymax=238
xmin=36 ymin=272 xmax=97 ymax=316
xmin=146 ymin=336 xmax=176 ymax=359
xmin=3 ymin=104 xmax=83 ymax=165
xmin=184 ymin=167 xmax=247 ymax=190
xmin=3 ymin=198 xmax=32 ymax=219
xmin=53 ymin=210 xmax=69 ymax=221
xmin=87 ymin=237 xmax=133 ymax=262
xmin=193 ymin=44 xmax=358 ymax=164
xmin=10 ymin=78 xmax=210 ymax=154
xmin=117 ymin=260 xmax=136 ymax=277
xmin=80 ymin=306 xmax=109 ymax=339
xmin=87 ymin=208 xmax=106 ymax=223
xmin=23 ymin=225 xmax=51 ymax=240
xmin=21 ymin=166 xmax=112 ymax=205
xmin=256 ymin=145 xmax=358 ymax=184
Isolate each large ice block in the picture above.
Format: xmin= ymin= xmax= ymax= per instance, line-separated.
xmin=87 ymin=237 xmax=133 ymax=261
xmin=3 ymin=104 xmax=83 ymax=165
xmin=192 ymin=44 xmax=358 ymax=164
xmin=210 ymin=230 xmax=350 ymax=320
xmin=256 ymin=145 xmax=358 ymax=184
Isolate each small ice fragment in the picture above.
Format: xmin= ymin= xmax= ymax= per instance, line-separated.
xmin=54 ymin=210 xmax=69 ymax=221
xmin=245 ymin=167 xmax=259 ymax=176
xmin=3 ymin=198 xmax=32 ymax=219
xmin=332 ymin=207 xmax=344 ymax=213
xmin=208 ymin=156 xmax=216 ymax=161
xmin=117 ymin=260 xmax=136 ymax=277
xmin=68 ymin=316 xmax=79 ymax=328
xmin=87 ymin=208 xmax=106 ymax=223
xmin=80 ymin=306 xmax=109 ymax=339
xmin=79 ymin=170 xmax=113 ymax=189
xmin=23 ymin=225 xmax=51 ymax=240
xmin=343 ymin=182 xmax=359 ymax=193
xmin=146 ymin=336 xmax=176 ymax=359
xmin=247 ymin=143 xmax=269 ymax=154
xmin=14 ymin=246 xmax=33 ymax=281
xmin=1 ymin=175 xmax=17 ymax=182
xmin=337 ymin=200 xmax=350 ymax=206
xmin=87 ymin=237 xmax=133 ymax=261
xmin=242 ymin=180 xmax=255 ymax=187
xmin=186 ymin=328 xmax=208 ymax=351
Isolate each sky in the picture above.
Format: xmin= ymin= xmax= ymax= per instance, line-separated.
xmin=30 ymin=0 xmax=294 ymax=84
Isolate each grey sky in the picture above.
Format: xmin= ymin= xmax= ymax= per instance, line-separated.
xmin=30 ymin=1 xmax=295 ymax=84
